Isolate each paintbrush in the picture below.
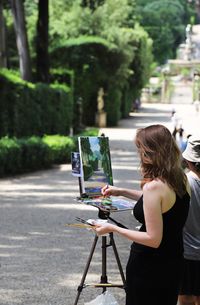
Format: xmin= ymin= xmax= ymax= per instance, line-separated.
xmin=65 ymin=223 xmax=93 ymax=229
xmin=75 ymin=217 xmax=95 ymax=226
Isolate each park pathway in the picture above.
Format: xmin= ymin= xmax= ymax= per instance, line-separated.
xmin=169 ymin=77 xmax=199 ymax=137
xmin=0 ymin=101 xmax=199 ymax=305
xmin=170 ymin=77 xmax=193 ymax=105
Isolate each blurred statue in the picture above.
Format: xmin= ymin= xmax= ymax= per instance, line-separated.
xmin=185 ymin=24 xmax=192 ymax=45
xmin=95 ymin=87 xmax=107 ymax=127
xmin=97 ymin=87 xmax=105 ymax=112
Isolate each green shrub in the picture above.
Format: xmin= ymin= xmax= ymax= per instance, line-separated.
xmin=0 ymin=69 xmax=73 ymax=137
xmin=0 ymin=137 xmax=22 ymax=175
xmin=43 ymin=128 xmax=99 ymax=164
xmin=19 ymin=137 xmax=52 ymax=171
xmin=77 ymin=128 xmax=99 ymax=137
xmin=106 ymin=88 xmax=122 ymax=125
xmin=72 ymin=127 xmax=99 ymax=150
xmin=50 ymin=68 xmax=74 ymax=89
xmin=0 ymin=128 xmax=99 ymax=177
xmin=0 ymin=136 xmax=52 ymax=176
xmin=50 ymin=36 xmax=125 ymax=127
xmin=42 ymin=135 xmax=76 ymax=164
xmin=51 ymin=29 xmax=153 ymax=126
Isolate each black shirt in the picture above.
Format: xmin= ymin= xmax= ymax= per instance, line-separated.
xmin=132 ymin=193 xmax=190 ymax=258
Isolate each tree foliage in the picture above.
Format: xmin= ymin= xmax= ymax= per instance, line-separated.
xmin=49 ymin=0 xmax=153 ymax=125
xmin=136 ymin=0 xmax=195 ymax=63
xmin=1 ymin=0 xmax=197 ymax=135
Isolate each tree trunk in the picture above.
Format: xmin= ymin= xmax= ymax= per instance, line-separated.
xmin=36 ymin=0 xmax=49 ymax=83
xmin=195 ymin=0 xmax=200 ymax=23
xmin=10 ymin=0 xmax=32 ymax=81
xmin=0 ymin=0 xmax=7 ymax=67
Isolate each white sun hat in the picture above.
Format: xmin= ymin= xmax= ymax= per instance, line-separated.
xmin=182 ymin=135 xmax=200 ymax=162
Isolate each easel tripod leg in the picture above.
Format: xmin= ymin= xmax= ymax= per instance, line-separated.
xmin=101 ymin=236 xmax=108 ymax=292
xmin=110 ymin=233 xmax=126 ymax=286
xmin=73 ymin=234 xmax=99 ymax=305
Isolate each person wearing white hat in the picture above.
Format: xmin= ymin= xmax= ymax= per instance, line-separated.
xmin=179 ymin=135 xmax=200 ymax=305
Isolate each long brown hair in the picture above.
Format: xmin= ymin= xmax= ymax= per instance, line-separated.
xmin=135 ymin=124 xmax=187 ymax=197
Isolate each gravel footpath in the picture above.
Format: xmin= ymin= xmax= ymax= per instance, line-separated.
xmin=0 ymin=102 xmax=199 ymax=305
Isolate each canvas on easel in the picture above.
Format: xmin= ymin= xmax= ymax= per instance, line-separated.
xmin=72 ymin=136 xmax=130 ymax=305
xmin=71 ymin=152 xmax=81 ymax=177
xmin=78 ymin=136 xmax=135 ymax=212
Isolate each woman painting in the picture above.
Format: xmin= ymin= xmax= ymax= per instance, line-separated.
xmin=93 ymin=124 xmax=190 ymax=305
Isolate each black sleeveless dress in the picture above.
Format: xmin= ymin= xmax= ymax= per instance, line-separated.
xmin=125 ymin=193 xmax=190 ymax=305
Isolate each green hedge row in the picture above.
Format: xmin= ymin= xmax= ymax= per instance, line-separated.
xmin=51 ymin=32 xmax=153 ymax=127
xmin=0 ymin=128 xmax=98 ymax=177
xmin=0 ymin=69 xmax=73 ymax=138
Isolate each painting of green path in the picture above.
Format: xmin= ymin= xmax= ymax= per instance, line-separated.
xmin=79 ymin=136 xmax=113 ymax=195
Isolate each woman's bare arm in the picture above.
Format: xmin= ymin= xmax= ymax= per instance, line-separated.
xmin=101 ymin=185 xmax=142 ymax=201
xmin=97 ymin=181 xmax=163 ymax=248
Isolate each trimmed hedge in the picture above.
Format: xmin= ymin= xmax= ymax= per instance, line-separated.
xmin=0 ymin=128 xmax=99 ymax=177
xmin=0 ymin=137 xmax=22 ymax=176
xmin=51 ymin=33 xmax=153 ymax=127
xmin=51 ymin=36 xmax=124 ymax=127
xmin=43 ymin=135 xmax=75 ymax=164
xmin=0 ymin=69 xmax=73 ymax=138
xmin=0 ymin=136 xmax=52 ymax=176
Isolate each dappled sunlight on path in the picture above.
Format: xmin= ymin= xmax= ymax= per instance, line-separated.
xmin=0 ymin=101 xmax=199 ymax=305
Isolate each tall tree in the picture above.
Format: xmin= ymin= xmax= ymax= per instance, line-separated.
xmin=36 ymin=0 xmax=49 ymax=83
xmin=0 ymin=0 xmax=7 ymax=67
xmin=10 ymin=0 xmax=32 ymax=81
xmin=137 ymin=0 xmax=186 ymax=63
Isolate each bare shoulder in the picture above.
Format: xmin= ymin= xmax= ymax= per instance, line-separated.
xmin=143 ymin=179 xmax=165 ymax=193
xmin=143 ymin=180 xmax=163 ymax=210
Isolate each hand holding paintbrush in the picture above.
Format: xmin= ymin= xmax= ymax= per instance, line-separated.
xmin=101 ymin=185 xmax=120 ymax=197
